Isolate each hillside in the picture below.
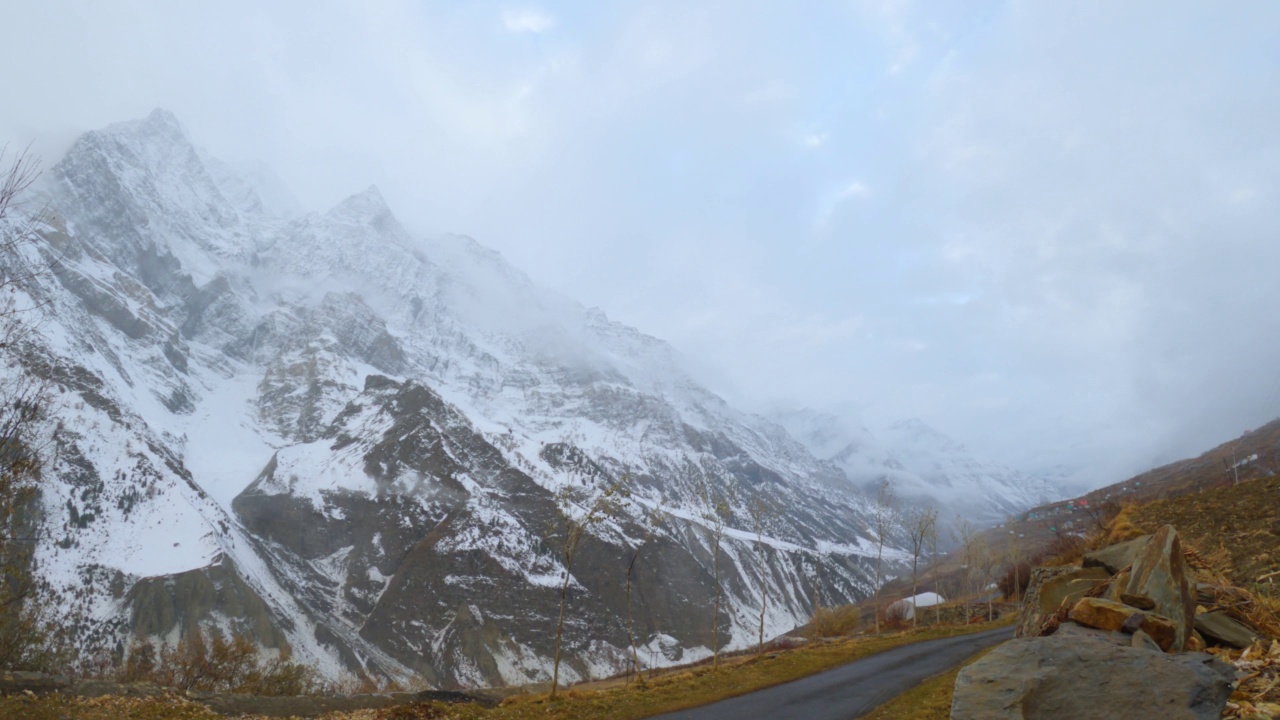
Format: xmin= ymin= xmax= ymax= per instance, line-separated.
xmin=995 ymin=417 xmax=1280 ymax=555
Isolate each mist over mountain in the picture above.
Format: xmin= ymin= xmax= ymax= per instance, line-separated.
xmin=774 ymin=410 xmax=1058 ymax=525
xmin=0 ymin=110 xmax=1069 ymax=687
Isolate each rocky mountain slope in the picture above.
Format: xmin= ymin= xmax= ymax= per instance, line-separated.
xmin=5 ymin=110 xmax=909 ymax=688
xmin=775 ymin=410 xmax=1058 ymax=525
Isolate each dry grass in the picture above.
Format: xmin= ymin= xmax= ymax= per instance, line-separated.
xmin=1128 ymin=474 xmax=1280 ymax=587
xmin=1104 ymin=502 xmax=1143 ymax=545
xmin=858 ymin=664 xmax=958 ymax=720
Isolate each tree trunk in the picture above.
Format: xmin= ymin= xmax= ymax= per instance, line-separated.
xmin=813 ymin=553 xmax=823 ymax=618
xmin=910 ymin=553 xmax=919 ymax=628
xmin=756 ymin=541 xmax=766 ymax=655
xmin=550 ymin=571 xmax=570 ymax=699
xmin=874 ymin=543 xmax=883 ymax=634
xmin=626 ymin=552 xmax=640 ymax=684
xmin=712 ymin=535 xmax=721 ymax=667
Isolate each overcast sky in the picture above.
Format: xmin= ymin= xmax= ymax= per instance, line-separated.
xmin=4 ymin=1 xmax=1279 ymax=488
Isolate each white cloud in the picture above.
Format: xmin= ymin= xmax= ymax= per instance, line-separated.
xmin=813 ymin=180 xmax=870 ymax=229
xmin=802 ymin=131 xmax=829 ymax=148
xmin=502 ymin=8 xmax=555 ymax=34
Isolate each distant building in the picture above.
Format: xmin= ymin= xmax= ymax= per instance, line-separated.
xmin=886 ymin=592 xmax=946 ymax=621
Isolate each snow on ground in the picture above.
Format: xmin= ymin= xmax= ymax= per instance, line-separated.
xmin=179 ymin=368 xmax=279 ymax=508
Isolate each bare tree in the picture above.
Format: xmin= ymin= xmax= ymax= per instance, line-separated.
xmin=812 ymin=550 xmax=825 ymax=619
xmin=905 ymin=506 xmax=938 ymax=628
xmin=927 ymin=514 xmax=941 ymax=625
xmin=1004 ymin=530 xmax=1025 ymax=603
xmin=697 ymin=480 xmax=733 ymax=668
xmin=952 ymin=515 xmax=979 ymax=625
xmin=749 ymin=495 xmax=777 ymax=656
xmin=0 ymin=148 xmax=59 ymax=670
xmin=973 ymin=534 xmax=996 ymax=622
xmin=872 ymin=479 xmax=899 ymax=634
xmin=625 ymin=502 xmax=665 ymax=685
xmin=1 ymin=146 xmax=47 ymax=346
xmin=548 ymin=478 xmax=626 ymax=700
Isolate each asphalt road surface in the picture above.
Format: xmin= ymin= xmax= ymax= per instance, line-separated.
xmin=646 ymin=626 xmax=1014 ymax=720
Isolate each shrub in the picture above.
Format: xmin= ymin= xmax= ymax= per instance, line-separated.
xmin=121 ymin=627 xmax=318 ymax=696
xmin=808 ymin=604 xmax=860 ymax=638
xmin=1031 ymin=533 xmax=1087 ymax=567
xmin=1104 ymin=503 xmax=1143 ymax=544
xmin=997 ymin=562 xmax=1032 ymax=600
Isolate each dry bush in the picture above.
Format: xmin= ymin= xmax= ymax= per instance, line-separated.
xmin=121 ymin=628 xmax=318 ymax=696
xmin=1185 ymin=541 xmax=1234 ymax=585
xmin=1031 ymin=533 xmax=1088 ymax=567
xmin=1105 ymin=503 xmax=1144 ymax=544
xmin=998 ymin=561 xmax=1033 ymax=600
xmin=808 ymin=604 xmax=861 ymax=638
xmin=1202 ymin=584 xmax=1280 ymax=640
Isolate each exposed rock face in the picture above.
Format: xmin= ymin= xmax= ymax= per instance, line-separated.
xmin=1016 ymin=566 xmax=1109 ymax=638
xmin=1125 ymin=525 xmax=1195 ymax=651
xmin=1082 ymin=534 xmax=1150 ymax=574
xmin=952 ymin=631 xmax=1236 ymax=720
xmin=1035 ymin=570 xmax=1111 ymax=615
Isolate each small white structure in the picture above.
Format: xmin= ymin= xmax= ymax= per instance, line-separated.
xmin=886 ymin=592 xmax=946 ymax=621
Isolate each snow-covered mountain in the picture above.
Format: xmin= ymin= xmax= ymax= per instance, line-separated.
xmin=775 ymin=410 xmax=1058 ymax=525
xmin=6 ymin=110 xmax=899 ymax=688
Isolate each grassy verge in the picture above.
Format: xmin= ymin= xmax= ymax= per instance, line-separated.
xmin=0 ymin=619 xmax=1012 ymax=720
xmin=859 ymin=646 xmax=998 ymax=720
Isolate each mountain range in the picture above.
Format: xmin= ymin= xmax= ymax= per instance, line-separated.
xmin=4 ymin=110 xmax=1054 ymax=688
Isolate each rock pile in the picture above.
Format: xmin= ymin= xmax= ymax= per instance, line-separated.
xmin=954 ymin=524 xmax=1279 ymax=720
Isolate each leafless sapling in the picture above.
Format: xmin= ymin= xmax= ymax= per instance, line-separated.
xmin=548 ymin=478 xmax=626 ymax=700
xmin=697 ymin=480 xmax=733 ymax=668
xmin=906 ymin=505 xmax=938 ymax=627
xmin=749 ymin=494 xmax=778 ymax=656
xmin=625 ymin=502 xmax=665 ymax=685
xmin=872 ymin=479 xmax=899 ymax=634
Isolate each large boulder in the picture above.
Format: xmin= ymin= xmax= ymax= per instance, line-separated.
xmin=1066 ymin=597 xmax=1177 ymax=651
xmin=1194 ymin=611 xmax=1260 ymax=649
xmin=1083 ymin=534 xmax=1150 ymax=574
xmin=952 ymin=631 xmax=1236 ymax=720
xmin=1016 ymin=566 xmax=1111 ymax=638
xmin=1124 ymin=525 xmax=1195 ymax=651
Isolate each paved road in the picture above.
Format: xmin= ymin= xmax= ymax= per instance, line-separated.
xmin=646 ymin=626 xmax=1013 ymax=720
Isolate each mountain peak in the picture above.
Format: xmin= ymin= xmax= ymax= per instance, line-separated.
xmin=330 ymin=185 xmax=391 ymax=220
xmin=89 ymin=107 xmax=193 ymax=153
xmin=144 ymin=107 xmax=184 ymax=133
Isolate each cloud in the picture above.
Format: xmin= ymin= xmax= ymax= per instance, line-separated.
xmin=2 ymin=0 xmax=1279 ymax=493
xmin=502 ymin=8 xmax=555 ymax=34
xmin=802 ymin=131 xmax=829 ymax=148
xmin=813 ymin=180 xmax=870 ymax=229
